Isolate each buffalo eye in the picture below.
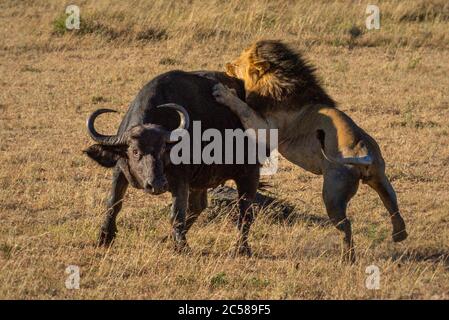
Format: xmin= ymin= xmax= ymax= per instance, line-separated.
xmin=132 ymin=149 xmax=140 ymax=158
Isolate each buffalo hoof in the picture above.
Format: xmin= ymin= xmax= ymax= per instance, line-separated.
xmin=392 ymin=229 xmax=408 ymax=242
xmin=160 ymin=233 xmax=174 ymax=243
xmin=98 ymin=229 xmax=116 ymax=247
xmin=342 ymin=249 xmax=356 ymax=264
xmin=174 ymin=242 xmax=191 ymax=254
xmin=391 ymin=216 xmax=407 ymax=242
xmin=233 ymin=243 xmax=252 ymax=258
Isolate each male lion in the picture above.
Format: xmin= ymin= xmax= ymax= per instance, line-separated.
xmin=212 ymin=40 xmax=407 ymax=262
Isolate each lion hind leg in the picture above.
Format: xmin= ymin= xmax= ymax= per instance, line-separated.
xmin=366 ymin=173 xmax=408 ymax=242
xmin=322 ymin=167 xmax=359 ymax=263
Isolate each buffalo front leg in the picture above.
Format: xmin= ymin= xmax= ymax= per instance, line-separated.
xmin=170 ymin=181 xmax=189 ymax=252
xmin=235 ymin=171 xmax=259 ymax=257
xmin=185 ymin=189 xmax=208 ymax=234
xmin=160 ymin=189 xmax=205 ymax=245
xmin=322 ymin=167 xmax=359 ymax=263
xmin=98 ymin=166 xmax=128 ymax=246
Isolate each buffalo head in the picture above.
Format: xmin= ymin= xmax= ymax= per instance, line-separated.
xmin=84 ymin=103 xmax=189 ymax=195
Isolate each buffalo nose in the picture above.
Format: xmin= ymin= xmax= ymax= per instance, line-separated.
xmin=145 ymin=179 xmax=168 ymax=195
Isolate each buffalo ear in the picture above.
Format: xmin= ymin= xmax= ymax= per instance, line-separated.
xmin=83 ymin=144 xmax=127 ymax=168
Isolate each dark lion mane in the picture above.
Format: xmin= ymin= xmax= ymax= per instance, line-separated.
xmin=246 ymin=40 xmax=336 ymax=110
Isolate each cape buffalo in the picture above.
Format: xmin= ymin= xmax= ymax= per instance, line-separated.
xmin=84 ymin=71 xmax=260 ymax=255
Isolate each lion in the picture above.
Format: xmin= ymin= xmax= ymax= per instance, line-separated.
xmin=212 ymin=40 xmax=407 ymax=262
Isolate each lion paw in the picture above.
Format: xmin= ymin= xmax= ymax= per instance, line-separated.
xmin=212 ymin=83 xmax=237 ymax=106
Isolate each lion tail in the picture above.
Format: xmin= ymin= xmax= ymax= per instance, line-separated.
xmin=316 ymin=129 xmax=373 ymax=166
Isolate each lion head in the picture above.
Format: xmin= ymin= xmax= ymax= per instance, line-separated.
xmin=225 ymin=40 xmax=334 ymax=108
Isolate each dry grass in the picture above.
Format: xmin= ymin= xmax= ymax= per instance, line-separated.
xmin=0 ymin=0 xmax=448 ymax=299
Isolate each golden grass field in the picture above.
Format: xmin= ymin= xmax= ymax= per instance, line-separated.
xmin=0 ymin=0 xmax=448 ymax=299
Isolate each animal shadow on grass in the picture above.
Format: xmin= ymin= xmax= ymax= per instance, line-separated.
xmin=392 ymin=250 xmax=449 ymax=270
xmin=205 ymin=186 xmax=332 ymax=260
xmin=208 ymin=185 xmax=331 ymax=228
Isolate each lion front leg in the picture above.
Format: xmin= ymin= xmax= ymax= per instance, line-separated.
xmin=212 ymin=83 xmax=242 ymax=113
xmin=212 ymin=83 xmax=274 ymax=142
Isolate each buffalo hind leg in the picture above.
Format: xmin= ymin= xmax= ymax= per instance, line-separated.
xmin=98 ymin=166 xmax=128 ymax=246
xmin=365 ymin=173 xmax=407 ymax=242
xmin=322 ymin=167 xmax=359 ymax=263
xmin=235 ymin=171 xmax=259 ymax=257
